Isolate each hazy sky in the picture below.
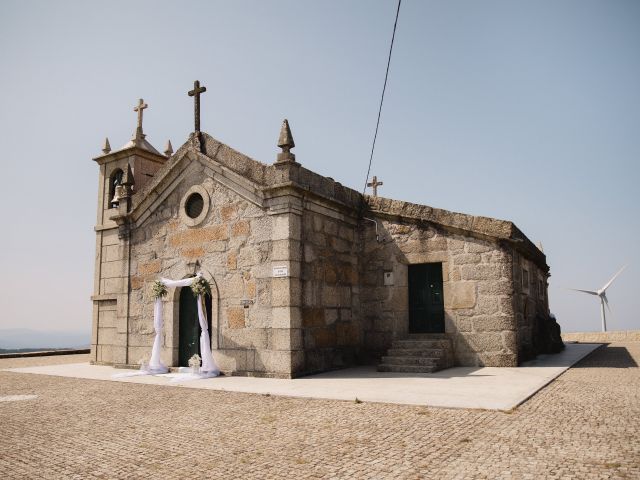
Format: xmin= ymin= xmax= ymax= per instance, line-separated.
xmin=0 ymin=0 xmax=638 ymax=334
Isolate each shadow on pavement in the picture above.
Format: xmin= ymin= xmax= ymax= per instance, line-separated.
xmin=570 ymin=345 xmax=638 ymax=368
xmin=303 ymin=365 xmax=490 ymax=380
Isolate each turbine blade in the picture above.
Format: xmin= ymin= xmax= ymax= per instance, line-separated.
xmin=569 ymin=288 xmax=599 ymax=296
xmin=602 ymin=265 xmax=627 ymax=292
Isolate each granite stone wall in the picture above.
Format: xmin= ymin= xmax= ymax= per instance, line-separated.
xmin=91 ymin=157 xmax=132 ymax=366
xmin=91 ymin=134 xmax=551 ymax=375
xmin=93 ymin=159 xmax=305 ymax=377
xmin=360 ymin=217 xmax=519 ymax=367
xmin=298 ymin=202 xmax=361 ymax=375
xmin=130 ymin=169 xmax=282 ymax=375
xmin=562 ymin=330 xmax=640 ymax=342
xmin=512 ymin=251 xmax=551 ymax=360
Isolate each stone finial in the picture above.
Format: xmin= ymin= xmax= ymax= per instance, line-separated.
xmin=276 ymin=119 xmax=296 ymax=163
xmin=537 ymin=241 xmax=544 ymax=253
xmin=164 ymin=140 xmax=173 ymax=158
xmin=102 ymin=137 xmax=111 ymax=154
xmin=278 ymin=119 xmax=295 ymax=151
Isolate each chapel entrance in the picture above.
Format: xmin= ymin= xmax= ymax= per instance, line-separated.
xmin=408 ymin=263 xmax=445 ymax=333
xmin=178 ymin=286 xmax=212 ymax=367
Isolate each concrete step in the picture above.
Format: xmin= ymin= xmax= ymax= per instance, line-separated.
xmin=377 ymin=364 xmax=438 ymax=374
xmin=386 ymin=348 xmax=446 ymax=358
xmin=381 ymin=356 xmax=439 ymax=367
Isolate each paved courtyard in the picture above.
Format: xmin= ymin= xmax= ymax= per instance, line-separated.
xmin=3 ymin=343 xmax=600 ymax=411
xmin=1 ymin=343 xmax=639 ymax=479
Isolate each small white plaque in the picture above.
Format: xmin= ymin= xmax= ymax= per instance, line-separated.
xmin=383 ymin=271 xmax=394 ymax=286
xmin=272 ymin=266 xmax=289 ymax=278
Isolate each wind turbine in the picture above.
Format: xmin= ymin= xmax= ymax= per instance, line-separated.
xmin=570 ymin=266 xmax=626 ymax=332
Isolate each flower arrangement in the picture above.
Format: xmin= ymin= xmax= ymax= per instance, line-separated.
xmin=152 ymin=280 xmax=168 ymax=299
xmin=191 ymin=276 xmax=211 ymax=298
xmin=188 ymin=354 xmax=201 ymax=368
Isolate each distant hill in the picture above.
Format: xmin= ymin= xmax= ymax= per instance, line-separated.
xmin=0 ymin=347 xmax=89 ymax=354
xmin=0 ymin=328 xmax=90 ymax=350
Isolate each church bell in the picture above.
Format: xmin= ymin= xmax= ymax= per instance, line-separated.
xmin=111 ymin=185 xmax=124 ymax=207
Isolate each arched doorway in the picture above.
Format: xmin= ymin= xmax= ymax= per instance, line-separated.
xmin=178 ymin=286 xmax=212 ymax=367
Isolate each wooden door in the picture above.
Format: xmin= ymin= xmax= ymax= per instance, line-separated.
xmin=178 ymin=287 xmax=213 ymax=367
xmin=408 ymin=263 xmax=445 ymax=333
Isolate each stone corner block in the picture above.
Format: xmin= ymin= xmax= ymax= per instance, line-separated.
xmin=446 ymin=282 xmax=476 ymax=310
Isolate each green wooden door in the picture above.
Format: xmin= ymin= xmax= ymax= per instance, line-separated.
xmin=408 ymin=263 xmax=445 ymax=333
xmin=178 ymin=287 xmax=213 ymax=367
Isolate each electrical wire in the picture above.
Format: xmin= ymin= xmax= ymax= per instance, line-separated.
xmin=362 ymin=0 xmax=402 ymax=197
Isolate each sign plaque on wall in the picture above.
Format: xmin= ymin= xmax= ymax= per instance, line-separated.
xmin=272 ymin=266 xmax=289 ymax=278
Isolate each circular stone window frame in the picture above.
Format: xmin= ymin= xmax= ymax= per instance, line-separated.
xmin=179 ymin=185 xmax=210 ymax=227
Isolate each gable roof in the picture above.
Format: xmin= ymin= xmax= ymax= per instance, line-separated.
xmin=124 ymin=133 xmax=267 ymax=226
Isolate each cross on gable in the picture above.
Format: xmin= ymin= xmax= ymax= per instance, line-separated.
xmin=133 ymin=98 xmax=148 ymax=134
xmin=188 ymin=80 xmax=207 ymax=132
xmin=367 ymin=175 xmax=384 ymax=197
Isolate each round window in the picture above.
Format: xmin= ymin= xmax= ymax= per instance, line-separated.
xmin=185 ymin=193 xmax=204 ymax=219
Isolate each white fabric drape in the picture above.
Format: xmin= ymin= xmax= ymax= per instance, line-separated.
xmin=196 ymin=294 xmax=218 ymax=374
xmin=144 ymin=272 xmax=219 ymax=376
xmin=146 ymin=297 xmax=168 ymax=373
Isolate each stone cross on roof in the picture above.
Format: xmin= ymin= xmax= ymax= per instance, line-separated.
xmin=133 ymin=98 xmax=148 ymax=138
xmin=188 ymin=80 xmax=207 ymax=133
xmin=367 ymin=175 xmax=384 ymax=197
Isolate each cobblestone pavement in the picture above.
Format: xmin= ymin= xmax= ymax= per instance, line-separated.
xmin=1 ymin=344 xmax=638 ymax=479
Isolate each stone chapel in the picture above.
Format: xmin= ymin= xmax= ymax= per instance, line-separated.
xmin=90 ymin=83 xmax=561 ymax=378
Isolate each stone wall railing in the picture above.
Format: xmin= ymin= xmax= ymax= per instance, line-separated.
xmin=562 ymin=330 xmax=640 ymax=343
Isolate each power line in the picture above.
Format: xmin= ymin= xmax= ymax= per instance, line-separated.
xmin=362 ymin=0 xmax=402 ymax=197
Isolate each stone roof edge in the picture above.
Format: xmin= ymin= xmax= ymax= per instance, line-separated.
xmin=294 ymin=166 xmax=363 ymax=210
xmin=263 ymin=181 xmax=362 ymax=217
xmin=201 ymin=132 xmax=364 ymax=211
xmin=509 ymin=223 xmax=549 ymax=272
xmin=201 ymin=133 xmax=271 ymax=186
xmin=125 ymin=132 xmax=258 ymax=220
xmin=365 ymin=195 xmax=548 ymax=271
xmin=128 ymin=147 xmax=268 ymax=225
xmin=92 ymin=144 xmax=167 ymax=165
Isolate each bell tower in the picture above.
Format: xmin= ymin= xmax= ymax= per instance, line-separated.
xmin=94 ymin=98 xmax=167 ymax=220
xmin=90 ymin=99 xmax=167 ymax=365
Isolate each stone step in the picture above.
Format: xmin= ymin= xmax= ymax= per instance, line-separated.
xmin=381 ymin=356 xmax=440 ymax=367
xmin=392 ymin=339 xmax=452 ymax=349
xmin=377 ymin=364 xmax=438 ymax=374
xmin=386 ymin=348 xmax=447 ymax=358
xmin=406 ymin=333 xmax=449 ymax=340
xmin=378 ymin=333 xmax=454 ymax=374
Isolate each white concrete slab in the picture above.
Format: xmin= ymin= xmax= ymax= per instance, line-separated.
xmin=4 ymin=343 xmax=601 ymax=411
